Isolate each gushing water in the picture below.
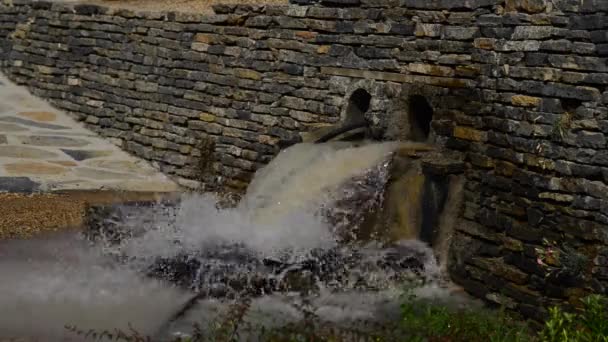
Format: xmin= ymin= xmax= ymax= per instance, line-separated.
xmin=0 ymin=141 xmax=467 ymax=340
xmin=119 ymin=142 xmax=402 ymax=258
xmin=242 ymin=142 xmax=402 ymax=220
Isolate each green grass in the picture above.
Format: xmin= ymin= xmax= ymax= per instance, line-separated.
xmin=395 ymin=297 xmax=531 ymax=342
xmin=65 ymin=294 xmax=608 ymax=342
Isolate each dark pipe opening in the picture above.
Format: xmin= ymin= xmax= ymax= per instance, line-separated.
xmin=315 ymin=88 xmax=372 ymax=144
xmin=408 ymin=95 xmax=433 ymax=141
xmin=345 ymin=89 xmax=371 ymax=125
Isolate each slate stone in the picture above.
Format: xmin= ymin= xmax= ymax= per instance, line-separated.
xmin=390 ymin=23 xmax=416 ymax=35
xmin=0 ymin=117 xmax=69 ymax=130
xmin=512 ymin=26 xmax=555 ymax=40
xmin=281 ymin=63 xmax=304 ymax=75
xmin=212 ymin=3 xmax=237 ymax=13
xmin=290 ymin=0 xmax=319 ymax=4
xmin=0 ymin=177 xmax=40 ymax=193
xmin=0 ymin=146 xmax=59 ymax=159
xmin=4 ymin=162 xmax=67 ymax=176
xmin=525 ymin=53 xmax=549 ymax=66
xmin=18 ymin=111 xmax=57 ymax=122
xmin=85 ymin=159 xmax=150 ymax=174
xmin=480 ymin=27 xmax=514 ymax=39
xmin=321 ymin=0 xmax=360 ymax=6
xmin=591 ymin=30 xmax=608 ymax=43
xmin=20 ymin=135 xmax=91 ymax=148
xmin=74 ymin=167 xmax=133 ymax=180
xmin=574 ymin=131 xmax=606 ymax=148
xmin=540 ymin=40 xmax=572 ymax=52
xmin=74 ymin=4 xmax=108 ymax=15
xmin=61 ymin=149 xmax=113 ymax=161
xmin=30 ymin=1 xmax=52 ymax=10
xmin=406 ymin=0 xmax=503 ymax=9
xmin=526 ymin=81 xmax=600 ymax=101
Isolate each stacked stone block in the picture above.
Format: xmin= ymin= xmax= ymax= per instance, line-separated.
xmin=448 ymin=0 xmax=608 ymax=320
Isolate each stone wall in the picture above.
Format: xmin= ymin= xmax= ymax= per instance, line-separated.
xmin=0 ymin=0 xmax=482 ymax=190
xmin=447 ymin=0 xmax=608 ymax=320
xmin=1 ymin=0 xmax=608 ymax=321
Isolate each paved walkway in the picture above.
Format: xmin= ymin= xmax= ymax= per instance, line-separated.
xmin=0 ymin=73 xmax=179 ymax=193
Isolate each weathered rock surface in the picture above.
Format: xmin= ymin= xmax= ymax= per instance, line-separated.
xmin=0 ymin=176 xmax=40 ymax=193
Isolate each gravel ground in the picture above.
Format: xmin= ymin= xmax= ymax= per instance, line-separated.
xmin=0 ymin=191 xmax=177 ymax=240
xmin=80 ymin=0 xmax=288 ymax=13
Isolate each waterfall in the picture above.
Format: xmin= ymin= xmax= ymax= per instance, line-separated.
xmin=0 ymin=140 xmax=468 ymax=340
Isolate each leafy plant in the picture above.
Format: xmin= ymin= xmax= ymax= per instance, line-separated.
xmin=540 ymin=295 xmax=608 ymax=342
xmin=212 ymin=297 xmax=253 ymax=342
xmin=535 ymin=238 xmax=588 ymax=279
xmin=552 ymin=111 xmax=572 ymax=141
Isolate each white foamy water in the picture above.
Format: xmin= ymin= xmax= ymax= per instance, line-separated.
xmin=0 ymin=141 xmax=467 ymax=340
xmin=118 ymin=141 xmax=403 ymax=262
xmin=118 ymin=193 xmax=334 ymax=262
xmin=0 ymin=233 xmax=191 ymax=340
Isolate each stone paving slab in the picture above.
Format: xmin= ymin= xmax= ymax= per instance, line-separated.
xmin=0 ymin=73 xmax=179 ymax=193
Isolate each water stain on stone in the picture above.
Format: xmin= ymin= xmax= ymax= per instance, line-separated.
xmin=84 ymin=159 xmax=148 ymax=173
xmin=18 ymin=111 xmax=58 ymax=122
xmin=50 ymin=160 xmax=79 ymax=167
xmin=0 ymin=123 xmax=29 ymax=132
xmin=4 ymin=162 xmax=67 ymax=176
xmin=0 ymin=103 xmax=16 ymax=113
xmin=0 ymin=135 xmax=6 ymax=144
xmin=0 ymin=145 xmax=59 ymax=159
xmin=20 ymin=135 xmax=91 ymax=147
xmin=74 ymin=167 xmax=135 ymax=180
xmin=0 ymin=177 xmax=40 ymax=193
xmin=61 ymin=149 xmax=113 ymax=161
xmin=0 ymin=117 xmax=69 ymax=130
